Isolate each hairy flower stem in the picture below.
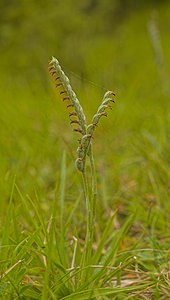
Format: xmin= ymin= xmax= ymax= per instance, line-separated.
xmin=81 ymin=170 xmax=91 ymax=268
xmin=80 ymin=144 xmax=97 ymax=282
xmin=89 ymin=144 xmax=97 ymax=201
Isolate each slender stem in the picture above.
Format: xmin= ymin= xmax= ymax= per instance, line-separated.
xmin=80 ymin=143 xmax=97 ymax=283
xmin=81 ymin=169 xmax=91 ymax=265
xmin=89 ymin=143 xmax=97 ymax=208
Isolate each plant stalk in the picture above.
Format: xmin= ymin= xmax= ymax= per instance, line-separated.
xmin=80 ymin=143 xmax=97 ymax=282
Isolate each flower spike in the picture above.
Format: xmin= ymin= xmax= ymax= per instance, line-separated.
xmin=49 ymin=57 xmax=87 ymax=136
xmin=76 ymin=91 xmax=116 ymax=172
xmin=49 ymin=57 xmax=116 ymax=173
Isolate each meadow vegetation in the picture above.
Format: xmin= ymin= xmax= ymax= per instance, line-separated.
xmin=0 ymin=1 xmax=170 ymax=299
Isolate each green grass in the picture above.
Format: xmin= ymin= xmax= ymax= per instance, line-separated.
xmin=0 ymin=3 xmax=170 ymax=299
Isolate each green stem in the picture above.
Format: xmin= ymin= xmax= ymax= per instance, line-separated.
xmin=89 ymin=143 xmax=97 ymax=207
xmin=81 ymin=170 xmax=91 ymax=265
xmin=80 ymin=143 xmax=97 ymax=283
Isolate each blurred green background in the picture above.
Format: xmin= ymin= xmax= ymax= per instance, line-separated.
xmin=0 ymin=0 xmax=170 ymax=223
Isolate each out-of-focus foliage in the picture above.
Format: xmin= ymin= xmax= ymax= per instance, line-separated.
xmin=0 ymin=0 xmax=169 ymax=204
xmin=0 ymin=0 xmax=169 ymax=82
